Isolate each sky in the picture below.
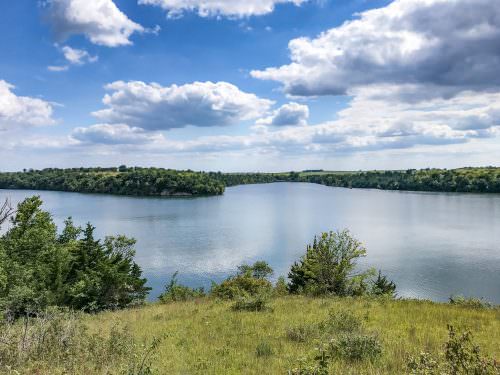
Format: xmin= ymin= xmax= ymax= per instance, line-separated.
xmin=0 ymin=0 xmax=499 ymax=172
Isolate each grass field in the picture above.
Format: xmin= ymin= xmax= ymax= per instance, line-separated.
xmin=13 ymin=296 xmax=498 ymax=374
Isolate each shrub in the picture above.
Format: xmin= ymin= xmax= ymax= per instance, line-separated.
xmin=328 ymin=333 xmax=382 ymax=362
xmin=256 ymin=341 xmax=274 ymax=357
xmin=211 ymin=261 xmax=274 ymax=300
xmin=449 ymin=295 xmax=491 ymax=309
xmin=231 ymin=291 xmax=271 ymax=312
xmin=371 ymin=271 xmax=397 ymax=297
xmin=287 ymin=230 xmax=375 ymax=297
xmin=159 ymin=272 xmax=205 ymax=303
xmin=407 ymin=325 xmax=499 ymax=375
xmin=319 ymin=309 xmax=362 ymax=334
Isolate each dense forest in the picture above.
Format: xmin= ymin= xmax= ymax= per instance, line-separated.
xmin=0 ymin=167 xmax=499 ymax=196
xmin=0 ymin=167 xmax=225 ymax=196
xmin=213 ymin=167 xmax=500 ymax=193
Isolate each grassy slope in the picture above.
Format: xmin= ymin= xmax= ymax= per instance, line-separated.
xmin=81 ymin=297 xmax=499 ymax=374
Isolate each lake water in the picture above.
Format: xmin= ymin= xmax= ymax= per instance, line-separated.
xmin=1 ymin=183 xmax=499 ymax=303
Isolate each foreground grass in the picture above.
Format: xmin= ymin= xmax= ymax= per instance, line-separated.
xmin=58 ymin=296 xmax=499 ymax=375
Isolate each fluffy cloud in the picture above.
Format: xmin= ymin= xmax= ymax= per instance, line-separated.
xmin=61 ymin=46 xmax=98 ymax=65
xmin=257 ymin=102 xmax=309 ymax=126
xmin=92 ymin=81 xmax=274 ymax=130
xmin=44 ymin=0 xmax=145 ymax=47
xmin=138 ymin=0 xmax=307 ymax=18
xmin=71 ymin=88 xmax=500 ymax=154
xmin=0 ymin=80 xmax=56 ymax=130
xmin=71 ymin=124 xmax=163 ymax=145
xmin=252 ymin=0 xmax=500 ymax=99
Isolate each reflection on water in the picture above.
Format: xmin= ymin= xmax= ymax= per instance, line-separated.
xmin=2 ymin=183 xmax=499 ymax=303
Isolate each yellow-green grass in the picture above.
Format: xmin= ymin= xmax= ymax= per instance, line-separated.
xmin=73 ymin=297 xmax=500 ymax=374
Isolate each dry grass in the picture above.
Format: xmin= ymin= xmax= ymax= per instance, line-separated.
xmin=74 ymin=297 xmax=500 ymax=374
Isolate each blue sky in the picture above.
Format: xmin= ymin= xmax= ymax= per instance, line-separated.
xmin=1 ymin=0 xmax=499 ymax=171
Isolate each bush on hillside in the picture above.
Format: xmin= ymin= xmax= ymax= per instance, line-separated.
xmin=371 ymin=270 xmax=397 ymax=297
xmin=158 ymin=272 xmax=205 ymax=303
xmin=211 ymin=261 xmax=274 ymax=300
xmin=408 ymin=325 xmax=499 ymax=375
xmin=449 ymin=295 xmax=491 ymax=309
xmin=288 ymin=230 xmax=376 ymax=297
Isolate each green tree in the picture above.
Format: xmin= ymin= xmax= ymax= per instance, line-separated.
xmin=288 ymin=230 xmax=374 ymax=296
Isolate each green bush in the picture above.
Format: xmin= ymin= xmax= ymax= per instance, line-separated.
xmin=371 ymin=271 xmax=397 ymax=297
xmin=407 ymin=325 xmax=500 ymax=375
xmin=449 ymin=295 xmax=491 ymax=309
xmin=211 ymin=261 xmax=274 ymax=300
xmin=287 ymin=230 xmax=376 ymax=297
xmin=328 ymin=333 xmax=382 ymax=362
xmin=231 ymin=292 xmax=271 ymax=312
xmin=319 ymin=308 xmax=362 ymax=334
xmin=158 ymin=272 xmax=205 ymax=303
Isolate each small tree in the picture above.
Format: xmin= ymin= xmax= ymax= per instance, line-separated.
xmin=288 ymin=230 xmax=373 ymax=296
xmin=371 ymin=271 xmax=397 ymax=297
xmin=159 ymin=272 xmax=204 ymax=303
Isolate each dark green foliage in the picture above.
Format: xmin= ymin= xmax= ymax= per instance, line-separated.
xmin=408 ymin=325 xmax=499 ymax=374
xmin=0 ymin=196 xmax=150 ymax=316
xmin=288 ymin=230 xmax=375 ymax=296
xmin=371 ymin=271 xmax=397 ymax=297
xmin=158 ymin=272 xmax=205 ymax=303
xmin=0 ymin=167 xmax=225 ymax=197
xmin=214 ymin=167 xmax=500 ymax=194
xmin=211 ymin=261 xmax=273 ymax=300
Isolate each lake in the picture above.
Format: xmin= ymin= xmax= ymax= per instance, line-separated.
xmin=1 ymin=183 xmax=499 ymax=303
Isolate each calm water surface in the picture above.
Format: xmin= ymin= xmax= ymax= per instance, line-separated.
xmin=1 ymin=183 xmax=499 ymax=303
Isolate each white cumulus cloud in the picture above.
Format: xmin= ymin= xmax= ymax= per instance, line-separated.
xmin=61 ymin=45 xmax=98 ymax=65
xmin=44 ymin=0 xmax=145 ymax=47
xmin=257 ymin=102 xmax=309 ymax=126
xmin=92 ymin=80 xmax=274 ymax=130
xmin=251 ymin=0 xmax=500 ymax=100
xmin=138 ymin=0 xmax=307 ymax=18
xmin=0 ymin=80 xmax=56 ymax=130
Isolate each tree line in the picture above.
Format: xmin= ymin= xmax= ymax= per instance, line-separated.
xmin=0 ymin=167 xmax=225 ymax=197
xmin=212 ymin=167 xmax=500 ymax=193
xmin=0 ymin=167 xmax=499 ymax=196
